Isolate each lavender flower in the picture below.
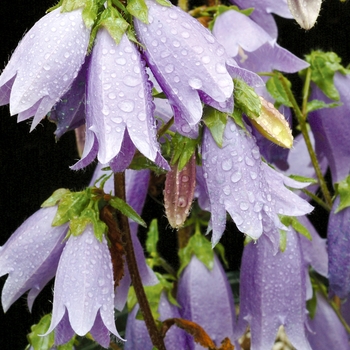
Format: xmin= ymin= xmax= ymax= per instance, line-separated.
xmin=199 ymin=119 xmax=313 ymax=245
xmin=134 ymin=0 xmax=234 ymax=137
xmin=287 ymin=0 xmax=322 ymax=30
xmin=177 ymin=255 xmax=236 ymax=348
xmin=235 ymin=230 xmax=312 ymax=350
xmin=0 ymin=7 xmax=90 ymax=131
xmin=71 ymin=30 xmax=168 ymax=172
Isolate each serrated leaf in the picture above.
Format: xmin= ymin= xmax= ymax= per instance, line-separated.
xmin=203 ymin=106 xmax=228 ymax=148
xmin=109 ymin=197 xmax=147 ymax=227
xmin=335 ymin=175 xmax=350 ymax=213
xmin=146 ymin=219 xmax=159 ymax=257
xmin=233 ymin=78 xmax=261 ymax=120
xmin=288 ymin=174 xmax=318 ymax=184
xmin=27 ymin=314 xmax=55 ymax=350
xmin=304 ymin=51 xmax=350 ymax=101
xmin=306 ymin=99 xmax=342 ymax=113
xmin=127 ymin=0 xmax=149 ymax=24
xmin=279 ymin=215 xmax=312 ymax=240
xmin=41 ymin=188 xmax=70 ymax=207
xmin=178 ymin=233 xmax=214 ymax=276
xmin=100 ymin=8 xmax=129 ymax=45
xmin=52 ymin=191 xmax=90 ymax=226
xmin=279 ymin=230 xmax=287 ymax=252
xmin=171 ymin=133 xmax=199 ymax=171
xmin=266 ymin=75 xmax=293 ymax=107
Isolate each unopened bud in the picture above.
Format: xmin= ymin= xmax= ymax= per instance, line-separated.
xmin=287 ymin=0 xmax=322 ymax=30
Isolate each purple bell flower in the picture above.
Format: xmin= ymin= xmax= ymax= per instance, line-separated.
xmin=177 ymin=254 xmax=236 ymax=348
xmin=200 ymin=119 xmax=313 ymax=245
xmin=134 ymin=0 xmax=234 ymax=137
xmin=0 ymin=7 xmax=90 ymax=131
xmin=71 ymin=30 xmax=168 ymax=172
xmin=235 ymin=230 xmax=312 ymax=350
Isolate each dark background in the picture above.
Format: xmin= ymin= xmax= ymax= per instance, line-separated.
xmin=1 ymin=0 xmax=350 ymax=348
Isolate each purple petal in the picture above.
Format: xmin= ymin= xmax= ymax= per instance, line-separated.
xmin=177 ymin=255 xmax=236 ymax=348
xmin=0 ymin=206 xmax=68 ymax=312
xmin=236 ymin=231 xmax=311 ymax=350
xmin=54 ymin=309 xmax=75 ymax=345
xmin=306 ymin=292 xmax=350 ymax=349
xmin=46 ymin=225 xmax=122 ymax=344
xmin=0 ymin=7 xmax=90 ymax=130
xmin=327 ymin=196 xmax=350 ymax=298
xmin=309 ymin=73 xmax=350 ymax=184
xmin=134 ymin=0 xmax=233 ymax=132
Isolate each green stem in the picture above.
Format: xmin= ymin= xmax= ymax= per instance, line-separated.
xmin=301 ymin=188 xmax=331 ymax=212
xmin=114 ymin=173 xmax=166 ymax=350
xmin=277 ymin=72 xmax=333 ymax=209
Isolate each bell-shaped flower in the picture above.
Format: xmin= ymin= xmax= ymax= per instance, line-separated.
xmin=287 ymin=0 xmax=322 ymax=30
xmin=230 ymin=0 xmax=292 ymax=39
xmin=71 ymin=29 xmax=168 ymax=172
xmin=200 ymin=119 xmax=313 ymax=245
xmin=308 ymin=72 xmax=350 ymax=184
xmin=45 ymin=225 xmax=123 ymax=347
xmin=125 ymin=291 xmax=190 ymax=349
xmin=306 ymin=292 xmax=350 ymax=349
xmin=177 ymin=254 xmax=236 ymax=348
xmin=134 ymin=0 xmax=233 ymax=137
xmin=0 ymin=7 xmax=90 ymax=131
xmin=235 ymin=230 xmax=312 ymax=350
xmin=327 ymin=196 xmax=350 ymax=298
xmin=0 ymin=206 xmax=68 ymax=312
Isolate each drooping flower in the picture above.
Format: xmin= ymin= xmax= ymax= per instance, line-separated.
xmin=199 ymin=119 xmax=313 ymax=245
xmin=177 ymin=254 xmax=236 ymax=348
xmin=0 ymin=7 xmax=90 ymax=131
xmin=134 ymin=0 xmax=234 ymax=137
xmin=235 ymin=230 xmax=312 ymax=350
xmin=125 ymin=291 xmax=190 ymax=349
xmin=287 ymin=0 xmax=322 ymax=30
xmin=71 ymin=30 xmax=168 ymax=172
xmin=230 ymin=0 xmax=292 ymax=39
xmin=0 ymin=206 xmax=68 ymax=312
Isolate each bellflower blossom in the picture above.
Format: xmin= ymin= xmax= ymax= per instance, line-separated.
xmin=0 ymin=7 xmax=90 ymax=131
xmin=134 ymin=0 xmax=234 ymax=137
xmin=199 ymin=119 xmax=313 ymax=245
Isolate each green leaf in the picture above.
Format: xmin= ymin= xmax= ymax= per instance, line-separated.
xmin=81 ymin=0 xmax=99 ymax=28
xmin=99 ymin=8 xmax=129 ymax=45
xmin=334 ymin=175 xmax=350 ymax=213
xmin=202 ymin=106 xmax=228 ymax=148
xmin=288 ymin=174 xmax=318 ymax=185
xmin=233 ymin=78 xmax=261 ymax=119
xmin=178 ymin=233 xmax=214 ymax=276
xmin=41 ymin=188 xmax=70 ymax=207
xmin=266 ymin=74 xmax=293 ymax=107
xmin=52 ymin=191 xmax=90 ymax=226
xmin=279 ymin=216 xmax=312 ymax=240
xmin=61 ymin=0 xmax=86 ymax=12
xmin=279 ymin=230 xmax=287 ymax=252
xmin=146 ymin=219 xmax=159 ymax=257
xmin=230 ymin=107 xmax=247 ymax=130
xmin=128 ymin=152 xmax=166 ymax=175
xmin=109 ymin=197 xmax=147 ymax=227
xmin=171 ymin=133 xmax=199 ymax=171
xmin=27 ymin=314 xmax=55 ymax=350
xmin=155 ymin=0 xmax=172 ymax=6
xmin=306 ymin=99 xmax=342 ymax=113
xmin=303 ymin=51 xmax=350 ymax=101
xmin=127 ymin=0 xmax=149 ymax=24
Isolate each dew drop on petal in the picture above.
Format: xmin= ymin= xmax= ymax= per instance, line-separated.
xmin=222 ymin=158 xmax=232 ymax=171
xmin=188 ymin=77 xmax=203 ymax=89
xmin=231 ymin=171 xmax=242 ymax=183
xmin=118 ymin=100 xmax=135 ymax=113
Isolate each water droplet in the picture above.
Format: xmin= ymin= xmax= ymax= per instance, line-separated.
xmin=231 ymin=171 xmax=242 ymax=183
xmin=138 ymin=112 xmax=146 ymax=121
xmin=239 ymin=202 xmax=249 ymax=211
xmin=118 ymin=100 xmax=134 ymax=113
xmin=108 ymin=92 xmax=116 ymax=100
xmin=115 ymin=57 xmax=126 ymax=65
xmin=222 ymin=158 xmax=232 ymax=171
xmin=174 ymin=76 xmax=180 ymax=83
xmin=192 ymin=46 xmax=204 ymax=54
xmin=188 ymin=77 xmax=202 ymax=89
xmin=161 ymin=51 xmax=170 ymax=58
xmin=250 ymin=171 xmax=257 ymax=179
xmin=151 ymin=40 xmax=158 ymax=47
xmin=173 ymin=40 xmax=180 ymax=47
xmin=43 ymin=65 xmax=50 ymax=71
xmin=169 ymin=12 xmax=178 ymax=19
xmin=245 ymin=156 xmax=255 ymax=166
xmin=181 ymin=175 xmax=189 ymax=183
xmin=124 ymin=76 xmax=140 ymax=87
xmin=205 ymin=34 xmax=215 ymax=43
xmin=165 ymin=64 xmax=174 ymax=73
xmin=102 ymin=106 xmax=110 ymax=116
xmin=202 ymin=56 xmax=211 ymax=64
xmin=178 ymin=196 xmax=187 ymax=207
xmin=223 ymin=185 xmax=231 ymax=195
xmin=232 ymin=212 xmax=243 ymax=225
xmin=181 ymin=31 xmax=190 ymax=38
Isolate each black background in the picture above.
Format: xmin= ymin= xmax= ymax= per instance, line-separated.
xmin=1 ymin=0 xmax=350 ymax=349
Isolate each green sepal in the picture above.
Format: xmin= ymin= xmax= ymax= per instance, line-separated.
xmin=306 ymin=284 xmax=318 ymax=320
xmin=266 ymin=74 xmax=293 ymax=107
xmin=41 ymin=188 xmax=70 ymax=207
xmin=306 ymin=99 xmax=341 ymax=113
xmin=233 ymin=78 xmax=261 ymax=120
xmin=214 ymin=242 xmax=229 ymax=268
xmin=99 ymin=7 xmax=129 ymax=45
xmin=279 ymin=215 xmax=312 ymax=241
xmin=61 ymin=0 xmax=86 ymax=12
xmin=109 ymin=197 xmax=147 ymax=227
xmin=230 ymin=107 xmax=247 ymax=131
xmin=334 ymin=175 xmax=350 ymax=213
xmin=288 ymin=174 xmax=318 ymax=185
xmin=155 ymin=0 xmax=172 ymax=7
xmin=303 ymin=51 xmax=350 ymax=101
xmin=279 ymin=230 xmax=287 ymax=252
xmin=52 ymin=190 xmax=90 ymax=226
xmin=203 ymin=106 xmax=228 ymax=148
xmin=27 ymin=314 xmax=55 ymax=350
xmin=178 ymin=232 xmax=214 ymax=276
xmin=61 ymin=0 xmax=98 ymax=28
xmin=128 ymin=152 xmax=166 ymax=175
xmin=244 ymin=235 xmax=254 ymax=246
xmin=127 ymin=0 xmax=149 ymax=24
xmin=146 ymin=219 xmax=159 ymax=258
xmin=171 ymin=133 xmax=200 ymax=171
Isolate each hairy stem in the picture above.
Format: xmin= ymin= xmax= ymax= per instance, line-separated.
xmin=114 ymin=172 xmax=166 ymax=350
